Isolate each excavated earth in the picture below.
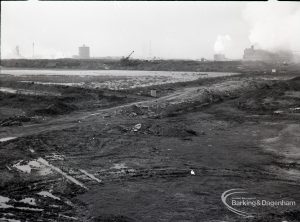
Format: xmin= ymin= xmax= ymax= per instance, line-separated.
xmin=0 ymin=72 xmax=300 ymax=222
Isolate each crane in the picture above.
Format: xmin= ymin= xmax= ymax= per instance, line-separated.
xmin=120 ymin=50 xmax=135 ymax=65
xmin=125 ymin=50 xmax=134 ymax=60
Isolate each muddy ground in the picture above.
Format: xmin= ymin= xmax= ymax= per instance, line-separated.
xmin=0 ymin=70 xmax=300 ymax=222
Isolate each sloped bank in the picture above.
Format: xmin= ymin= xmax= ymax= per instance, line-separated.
xmin=118 ymin=79 xmax=274 ymax=119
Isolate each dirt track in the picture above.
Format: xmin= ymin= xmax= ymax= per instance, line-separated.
xmin=0 ymin=77 xmax=263 ymax=140
xmin=1 ymin=73 xmax=300 ymax=222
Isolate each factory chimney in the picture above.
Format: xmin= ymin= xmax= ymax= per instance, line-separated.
xmin=16 ymin=46 xmax=20 ymax=57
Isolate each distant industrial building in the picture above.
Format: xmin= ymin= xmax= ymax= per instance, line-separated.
xmin=214 ymin=53 xmax=226 ymax=61
xmin=243 ymin=45 xmax=271 ymax=61
xmin=243 ymin=45 xmax=293 ymax=63
xmin=78 ymin=44 xmax=90 ymax=59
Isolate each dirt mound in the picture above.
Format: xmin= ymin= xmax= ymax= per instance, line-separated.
xmin=290 ymin=76 xmax=300 ymax=82
xmin=119 ymin=104 xmax=155 ymax=117
xmin=287 ymin=76 xmax=300 ymax=89
xmin=33 ymin=101 xmax=77 ymax=116
xmin=235 ymin=80 xmax=300 ymax=114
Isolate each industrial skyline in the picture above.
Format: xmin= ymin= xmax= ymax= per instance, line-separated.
xmin=2 ymin=1 xmax=300 ymax=60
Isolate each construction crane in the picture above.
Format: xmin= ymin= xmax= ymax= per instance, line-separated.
xmin=120 ymin=50 xmax=135 ymax=65
xmin=125 ymin=50 xmax=134 ymax=60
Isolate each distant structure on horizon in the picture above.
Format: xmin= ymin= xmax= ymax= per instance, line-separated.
xmin=214 ymin=53 xmax=226 ymax=61
xmin=32 ymin=42 xmax=35 ymax=58
xmin=16 ymin=46 xmax=20 ymax=57
xmin=11 ymin=45 xmax=24 ymax=59
xmin=78 ymin=44 xmax=90 ymax=59
xmin=243 ymin=45 xmax=293 ymax=63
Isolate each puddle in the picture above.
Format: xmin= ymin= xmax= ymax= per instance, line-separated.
xmin=37 ymin=191 xmax=60 ymax=200
xmin=0 ymin=87 xmax=17 ymax=94
xmin=0 ymin=195 xmax=13 ymax=209
xmin=37 ymin=158 xmax=88 ymax=190
xmin=111 ymin=163 xmax=127 ymax=169
xmin=0 ymin=195 xmax=42 ymax=212
xmin=290 ymin=107 xmax=300 ymax=112
xmin=273 ymin=107 xmax=300 ymax=115
xmin=20 ymin=81 xmax=84 ymax=87
xmin=79 ymin=169 xmax=102 ymax=183
xmin=19 ymin=198 xmax=36 ymax=206
xmin=44 ymin=153 xmax=65 ymax=161
xmin=0 ymin=218 xmax=21 ymax=222
xmin=0 ymin=87 xmax=60 ymax=96
xmin=16 ymin=206 xmax=43 ymax=211
xmin=0 ymin=137 xmax=17 ymax=142
xmin=59 ymin=214 xmax=78 ymax=220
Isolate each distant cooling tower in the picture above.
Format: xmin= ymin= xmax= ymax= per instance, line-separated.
xmin=78 ymin=45 xmax=90 ymax=59
xmin=214 ymin=53 xmax=226 ymax=61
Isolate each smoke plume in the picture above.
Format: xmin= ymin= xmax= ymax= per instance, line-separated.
xmin=214 ymin=35 xmax=232 ymax=54
xmin=243 ymin=1 xmax=300 ymax=52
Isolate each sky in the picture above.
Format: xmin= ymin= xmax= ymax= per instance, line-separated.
xmin=1 ymin=1 xmax=299 ymax=60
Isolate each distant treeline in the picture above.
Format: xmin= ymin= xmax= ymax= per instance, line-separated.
xmin=1 ymin=59 xmax=243 ymax=72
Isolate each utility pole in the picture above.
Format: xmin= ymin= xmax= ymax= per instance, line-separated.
xmin=149 ymin=40 xmax=152 ymax=59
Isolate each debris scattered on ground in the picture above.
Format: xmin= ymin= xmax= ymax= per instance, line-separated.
xmin=150 ymin=89 xmax=157 ymax=97
xmin=44 ymin=153 xmax=65 ymax=161
xmin=79 ymin=169 xmax=102 ymax=183
xmin=12 ymin=159 xmax=53 ymax=175
xmin=111 ymin=163 xmax=127 ymax=170
xmin=37 ymin=157 xmax=88 ymax=190
xmin=132 ymin=123 xmax=142 ymax=132
xmin=0 ymin=69 xmax=300 ymax=221
xmin=103 ymin=113 xmax=111 ymax=118
xmin=120 ymin=104 xmax=145 ymax=117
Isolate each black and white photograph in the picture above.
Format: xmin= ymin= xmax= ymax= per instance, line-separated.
xmin=0 ymin=0 xmax=300 ymax=221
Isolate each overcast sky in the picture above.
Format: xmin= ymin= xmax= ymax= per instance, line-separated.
xmin=1 ymin=1 xmax=299 ymax=60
